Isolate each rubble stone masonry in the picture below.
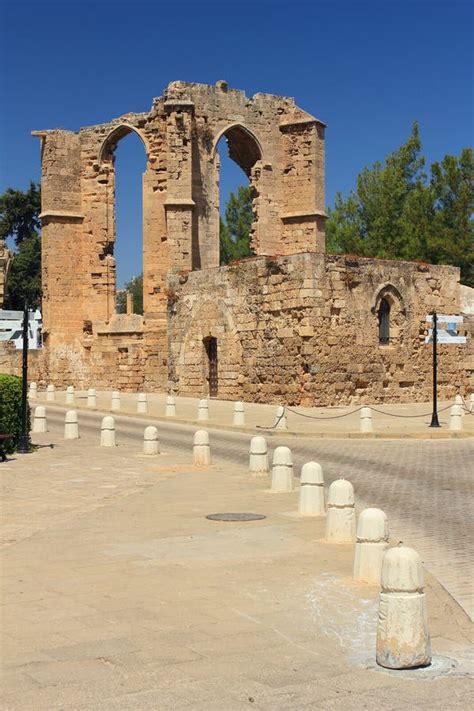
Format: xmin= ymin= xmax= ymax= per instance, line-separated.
xmin=1 ymin=81 xmax=471 ymax=402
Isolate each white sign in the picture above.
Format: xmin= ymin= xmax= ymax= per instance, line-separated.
xmin=425 ymin=314 xmax=466 ymax=344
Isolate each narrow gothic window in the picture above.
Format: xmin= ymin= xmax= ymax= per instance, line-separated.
xmin=378 ymin=298 xmax=390 ymax=344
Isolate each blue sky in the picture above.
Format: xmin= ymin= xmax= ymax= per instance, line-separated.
xmin=1 ymin=0 xmax=472 ymax=285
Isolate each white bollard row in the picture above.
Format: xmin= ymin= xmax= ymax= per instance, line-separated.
xmin=197 ymin=399 xmax=209 ymax=422
xmin=165 ymin=395 xmax=176 ymax=417
xmin=66 ymin=385 xmax=75 ymax=405
xmin=271 ymin=446 xmax=293 ymax=492
xmin=274 ymin=406 xmax=287 ymax=430
xmin=137 ymin=393 xmax=148 ymax=414
xmin=233 ymin=401 xmax=245 ymax=426
xmin=46 ymin=384 xmax=55 ymax=402
xmin=298 ymin=462 xmax=325 ymax=516
xmin=353 ymin=508 xmax=389 ymax=584
xmin=360 ymin=407 xmax=373 ymax=433
xmin=64 ymin=410 xmax=79 ymax=439
xmin=29 ymin=382 xmax=37 ymax=400
xmin=32 ymin=405 xmax=47 ymax=433
xmin=249 ymin=436 xmax=269 ymax=476
xmin=111 ymin=391 xmax=121 ymax=411
xmin=376 ymin=544 xmax=431 ymax=669
xmin=87 ymin=388 xmax=97 ymax=408
xmin=193 ymin=430 xmax=210 ymax=466
xmin=325 ymin=479 xmax=355 ymax=543
xmin=449 ymin=404 xmax=463 ymax=431
xmin=143 ymin=426 xmax=159 ymax=455
xmin=100 ymin=416 xmax=116 ymax=447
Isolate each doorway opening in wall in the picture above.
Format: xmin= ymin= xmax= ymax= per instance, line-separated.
xmin=204 ymin=336 xmax=218 ymax=397
xmin=378 ymin=298 xmax=390 ymax=344
xmin=217 ymin=126 xmax=261 ymax=266
xmin=105 ymin=129 xmax=147 ymax=315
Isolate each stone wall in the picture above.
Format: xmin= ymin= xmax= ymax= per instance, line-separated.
xmin=167 ymin=253 xmax=472 ymax=405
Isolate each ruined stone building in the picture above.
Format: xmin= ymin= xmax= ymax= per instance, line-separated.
xmin=8 ymin=80 xmax=471 ymax=403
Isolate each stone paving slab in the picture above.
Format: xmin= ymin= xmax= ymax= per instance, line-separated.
xmin=1 ymin=424 xmax=473 ymax=709
xmin=32 ymin=389 xmax=474 ymax=439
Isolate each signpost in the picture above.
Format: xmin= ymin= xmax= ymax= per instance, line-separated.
xmin=17 ymin=301 xmax=30 ymax=453
xmin=425 ymin=313 xmax=466 ymax=428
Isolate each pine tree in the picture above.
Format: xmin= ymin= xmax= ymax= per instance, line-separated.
xmin=219 ymin=186 xmax=255 ymax=265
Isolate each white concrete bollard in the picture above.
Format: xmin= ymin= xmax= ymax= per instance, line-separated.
xmin=111 ymin=391 xmax=121 ymax=411
xmin=271 ymin=446 xmax=293 ymax=492
xmin=66 ymin=385 xmax=75 ymax=405
xmin=137 ymin=393 xmax=148 ymax=414
xmin=249 ymin=436 xmax=269 ymax=476
xmin=46 ymin=384 xmax=55 ymax=402
xmin=193 ymin=430 xmax=211 ymax=466
xmin=376 ymin=544 xmax=431 ymax=669
xmin=325 ymin=478 xmax=356 ymax=543
xmin=87 ymin=388 xmax=97 ymax=408
xmin=64 ymin=410 xmax=79 ymax=439
xmin=32 ymin=405 xmax=47 ymax=433
xmin=353 ymin=508 xmax=389 ymax=584
xmin=100 ymin=416 xmax=116 ymax=447
xmin=29 ymin=382 xmax=37 ymax=400
xmin=143 ymin=425 xmax=160 ymax=455
xmin=274 ymin=405 xmax=287 ymax=430
xmin=165 ymin=395 xmax=176 ymax=417
xmin=360 ymin=407 xmax=373 ymax=433
xmin=233 ymin=401 xmax=245 ymax=426
xmin=197 ymin=399 xmax=209 ymax=422
xmin=298 ymin=461 xmax=325 ymax=516
xmin=454 ymin=394 xmax=465 ymax=417
xmin=470 ymin=393 xmax=474 ymax=414
xmin=449 ymin=404 xmax=463 ymax=432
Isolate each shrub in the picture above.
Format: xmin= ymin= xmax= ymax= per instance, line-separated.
xmin=0 ymin=374 xmax=29 ymax=453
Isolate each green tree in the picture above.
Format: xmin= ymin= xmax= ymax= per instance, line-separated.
xmin=116 ymin=273 xmax=143 ymax=315
xmin=219 ymin=185 xmax=255 ymax=265
xmin=0 ymin=182 xmax=42 ymax=308
xmin=326 ymin=126 xmax=474 ymax=286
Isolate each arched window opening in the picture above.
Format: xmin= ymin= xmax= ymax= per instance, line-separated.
xmin=378 ymin=298 xmax=390 ymax=344
xmin=101 ymin=129 xmax=147 ymax=315
xmin=217 ymin=126 xmax=261 ymax=266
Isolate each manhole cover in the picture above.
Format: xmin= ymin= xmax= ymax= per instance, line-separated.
xmin=206 ymin=512 xmax=266 ymax=522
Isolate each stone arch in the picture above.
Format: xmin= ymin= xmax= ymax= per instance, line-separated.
xmin=212 ymin=123 xmax=264 ymax=175
xmin=98 ymin=123 xmax=150 ymax=165
xmin=372 ymin=283 xmax=407 ymax=345
xmin=177 ymin=297 xmax=242 ymax=397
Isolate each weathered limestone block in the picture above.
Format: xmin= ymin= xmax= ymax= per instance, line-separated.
xmin=298 ymin=461 xmax=325 ymax=516
xmin=353 ymin=508 xmax=389 ymax=584
xmin=325 ymin=478 xmax=355 ymax=543
xmin=271 ymin=446 xmax=293 ymax=492
xmin=376 ymin=545 xmax=431 ymax=669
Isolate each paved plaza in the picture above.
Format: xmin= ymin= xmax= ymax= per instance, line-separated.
xmin=1 ymin=399 xmax=473 ymax=709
